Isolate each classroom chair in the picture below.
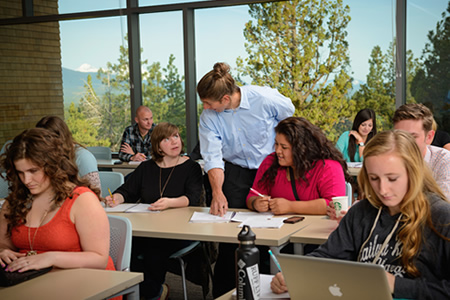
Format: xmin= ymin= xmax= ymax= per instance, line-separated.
xmin=87 ymin=146 xmax=112 ymax=160
xmin=169 ymin=241 xmax=214 ymax=300
xmin=345 ymin=181 xmax=352 ymax=207
xmin=107 ymin=215 xmax=140 ymax=300
xmin=0 ymin=173 xmax=8 ymax=199
xmin=0 ymin=140 xmax=12 ymax=156
xmin=99 ymin=171 xmax=125 ymax=198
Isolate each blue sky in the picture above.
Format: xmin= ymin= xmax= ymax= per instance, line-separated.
xmin=59 ymin=0 xmax=447 ymax=83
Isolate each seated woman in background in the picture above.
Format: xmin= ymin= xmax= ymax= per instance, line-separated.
xmin=336 ymin=108 xmax=377 ymax=162
xmin=431 ymin=119 xmax=450 ymax=151
xmin=106 ymin=122 xmax=202 ymax=300
xmin=271 ymin=130 xmax=450 ymax=299
xmin=247 ymin=117 xmax=350 ymax=215
xmin=36 ymin=116 xmax=101 ymax=190
xmin=0 ymin=128 xmax=114 ymax=272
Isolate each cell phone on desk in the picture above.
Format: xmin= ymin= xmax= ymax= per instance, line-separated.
xmin=283 ymin=216 xmax=305 ymax=224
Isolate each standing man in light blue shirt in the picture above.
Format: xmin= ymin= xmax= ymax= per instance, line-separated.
xmin=197 ymin=62 xmax=294 ymax=297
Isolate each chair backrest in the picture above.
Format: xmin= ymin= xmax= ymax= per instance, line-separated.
xmin=87 ymin=146 xmax=112 ymax=160
xmin=108 ymin=215 xmax=132 ymax=271
xmin=0 ymin=140 xmax=12 ymax=156
xmin=345 ymin=181 xmax=352 ymax=207
xmin=0 ymin=173 xmax=9 ymax=199
xmin=99 ymin=171 xmax=124 ymax=198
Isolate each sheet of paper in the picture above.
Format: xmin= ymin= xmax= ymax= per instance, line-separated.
xmin=232 ymin=274 xmax=290 ymax=299
xmin=231 ymin=211 xmax=274 ymax=223
xmin=128 ymin=161 xmax=142 ymax=165
xmin=347 ymin=162 xmax=362 ymax=168
xmin=189 ymin=211 xmax=235 ymax=223
xmin=105 ymin=203 xmax=159 ymax=213
xmin=238 ymin=215 xmax=286 ymax=229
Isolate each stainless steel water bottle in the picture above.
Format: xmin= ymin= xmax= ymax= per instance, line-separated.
xmin=236 ymin=225 xmax=260 ymax=300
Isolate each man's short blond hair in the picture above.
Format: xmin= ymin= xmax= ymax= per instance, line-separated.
xmin=393 ymin=103 xmax=434 ymax=133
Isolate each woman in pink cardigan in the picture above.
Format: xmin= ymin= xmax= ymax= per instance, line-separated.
xmin=247 ymin=117 xmax=351 ymax=215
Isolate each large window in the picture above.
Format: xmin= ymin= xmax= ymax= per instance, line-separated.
xmin=139 ymin=11 xmax=187 ymax=140
xmin=407 ymin=0 xmax=449 ymax=133
xmin=60 ymin=16 xmax=129 ymax=149
xmin=58 ymin=0 xmax=126 ymax=14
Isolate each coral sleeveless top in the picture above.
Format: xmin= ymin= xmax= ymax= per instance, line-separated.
xmin=11 ymin=186 xmax=115 ymax=271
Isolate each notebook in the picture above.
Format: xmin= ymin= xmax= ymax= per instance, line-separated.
xmin=0 ymin=265 xmax=52 ymax=287
xmin=277 ymin=254 xmax=392 ymax=300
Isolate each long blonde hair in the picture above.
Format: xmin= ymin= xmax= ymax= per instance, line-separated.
xmin=358 ymin=130 xmax=448 ymax=276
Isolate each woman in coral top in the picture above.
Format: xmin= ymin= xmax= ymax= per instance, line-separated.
xmin=247 ymin=117 xmax=351 ymax=215
xmin=0 ymin=128 xmax=114 ymax=273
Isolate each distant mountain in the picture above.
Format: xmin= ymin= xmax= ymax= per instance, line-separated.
xmin=62 ymin=67 xmax=365 ymax=106
xmin=62 ymin=67 xmax=105 ymax=106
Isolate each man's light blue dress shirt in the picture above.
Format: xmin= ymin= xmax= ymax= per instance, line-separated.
xmin=199 ymin=85 xmax=294 ymax=173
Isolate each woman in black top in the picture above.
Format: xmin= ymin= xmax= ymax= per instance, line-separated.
xmin=106 ymin=122 xmax=202 ymax=300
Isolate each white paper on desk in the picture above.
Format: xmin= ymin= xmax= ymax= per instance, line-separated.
xmin=347 ymin=162 xmax=362 ymax=168
xmin=238 ymin=216 xmax=286 ymax=229
xmin=189 ymin=211 xmax=234 ymax=223
xmin=231 ymin=211 xmax=274 ymax=223
xmin=232 ymin=274 xmax=290 ymax=299
xmin=105 ymin=203 xmax=159 ymax=213
xmin=128 ymin=161 xmax=142 ymax=165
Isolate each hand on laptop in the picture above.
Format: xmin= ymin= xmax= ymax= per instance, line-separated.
xmin=4 ymin=253 xmax=51 ymax=273
xmin=0 ymin=249 xmax=26 ymax=268
xmin=270 ymin=272 xmax=288 ymax=294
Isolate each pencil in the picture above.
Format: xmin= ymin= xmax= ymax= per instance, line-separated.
xmin=108 ymin=188 xmax=115 ymax=204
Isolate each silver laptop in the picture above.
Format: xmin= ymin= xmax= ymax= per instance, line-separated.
xmin=277 ymin=254 xmax=392 ymax=300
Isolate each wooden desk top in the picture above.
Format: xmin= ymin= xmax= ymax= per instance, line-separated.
xmin=289 ymin=216 xmax=338 ymax=245
xmin=0 ymin=268 xmax=143 ymax=300
xmin=110 ymin=207 xmax=315 ymax=247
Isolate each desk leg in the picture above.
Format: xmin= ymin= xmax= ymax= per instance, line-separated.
xmin=268 ymin=244 xmax=288 ymax=275
xmin=293 ymin=243 xmax=304 ymax=255
xmin=107 ymin=284 xmax=140 ymax=300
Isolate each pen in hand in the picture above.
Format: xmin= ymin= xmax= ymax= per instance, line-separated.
xmin=250 ymin=187 xmax=264 ymax=197
xmin=250 ymin=187 xmax=270 ymax=203
xmin=268 ymin=250 xmax=282 ymax=272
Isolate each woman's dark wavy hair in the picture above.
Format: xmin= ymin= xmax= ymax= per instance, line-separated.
xmin=348 ymin=108 xmax=377 ymax=162
xmin=0 ymin=128 xmax=101 ymax=236
xmin=260 ymin=117 xmax=351 ymax=189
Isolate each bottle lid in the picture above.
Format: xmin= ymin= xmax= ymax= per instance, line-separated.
xmin=238 ymin=225 xmax=256 ymax=242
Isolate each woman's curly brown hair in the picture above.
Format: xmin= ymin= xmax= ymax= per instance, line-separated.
xmin=260 ymin=117 xmax=351 ymax=189
xmin=0 ymin=128 xmax=101 ymax=236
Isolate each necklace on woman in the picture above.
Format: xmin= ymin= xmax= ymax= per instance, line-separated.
xmin=27 ymin=209 xmax=49 ymax=256
xmin=159 ymin=156 xmax=180 ymax=198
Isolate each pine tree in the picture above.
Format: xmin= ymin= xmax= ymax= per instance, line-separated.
xmin=236 ymin=0 xmax=353 ymax=139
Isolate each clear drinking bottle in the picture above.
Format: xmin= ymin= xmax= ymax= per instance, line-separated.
xmin=235 ymin=225 xmax=260 ymax=300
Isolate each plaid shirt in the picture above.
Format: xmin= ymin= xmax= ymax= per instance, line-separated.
xmin=118 ymin=123 xmax=155 ymax=161
xmin=425 ymin=145 xmax=450 ymax=200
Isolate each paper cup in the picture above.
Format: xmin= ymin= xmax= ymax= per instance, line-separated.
xmin=332 ymin=196 xmax=349 ymax=218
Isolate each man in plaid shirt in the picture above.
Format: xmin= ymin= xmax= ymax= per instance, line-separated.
xmin=119 ymin=106 xmax=156 ymax=162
